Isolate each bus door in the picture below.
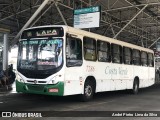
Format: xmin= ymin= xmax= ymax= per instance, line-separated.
xmin=64 ymin=34 xmax=83 ymax=95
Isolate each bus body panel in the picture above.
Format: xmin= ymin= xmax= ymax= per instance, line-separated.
xmin=64 ymin=66 xmax=84 ymax=95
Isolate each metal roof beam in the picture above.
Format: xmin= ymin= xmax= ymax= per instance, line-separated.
xmin=57 ymin=1 xmax=151 ymax=41
xmin=1 ymin=0 xmax=20 ymax=11
xmin=0 ymin=5 xmax=40 ymax=22
xmin=30 ymin=3 xmax=54 ymax=27
xmin=101 ymin=19 xmax=150 ymax=41
xmin=113 ymin=4 xmax=148 ymax=39
xmin=58 ymin=1 xmax=151 ymax=38
xmin=105 ymin=2 xmax=160 ymax=12
xmin=53 ymin=0 xmax=67 ymax=25
xmin=12 ymin=0 xmax=50 ymax=45
xmin=124 ymin=0 xmax=160 ymax=29
xmin=148 ymin=37 xmax=160 ymax=48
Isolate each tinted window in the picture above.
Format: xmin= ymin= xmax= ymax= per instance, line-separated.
xmin=132 ymin=49 xmax=140 ymax=65
xmin=111 ymin=44 xmax=122 ymax=63
xmin=83 ymin=37 xmax=96 ymax=61
xmin=123 ymin=47 xmax=132 ymax=65
xmin=148 ymin=53 xmax=154 ymax=67
xmin=141 ymin=51 xmax=147 ymax=66
xmin=97 ymin=40 xmax=111 ymax=62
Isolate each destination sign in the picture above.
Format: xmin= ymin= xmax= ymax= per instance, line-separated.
xmin=36 ymin=29 xmax=58 ymax=36
xmin=21 ymin=27 xmax=64 ymax=39
xmin=74 ymin=6 xmax=100 ymax=15
xmin=73 ymin=6 xmax=101 ymax=28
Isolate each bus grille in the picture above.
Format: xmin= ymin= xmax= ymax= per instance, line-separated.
xmin=27 ymin=84 xmax=45 ymax=91
xmin=23 ymin=73 xmax=50 ymax=79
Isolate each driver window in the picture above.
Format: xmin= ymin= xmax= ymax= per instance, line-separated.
xmin=66 ymin=35 xmax=82 ymax=67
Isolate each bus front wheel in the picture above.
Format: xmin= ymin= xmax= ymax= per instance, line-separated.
xmin=80 ymin=80 xmax=94 ymax=102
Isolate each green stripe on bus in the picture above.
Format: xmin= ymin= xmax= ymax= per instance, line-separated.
xmin=16 ymin=80 xmax=64 ymax=96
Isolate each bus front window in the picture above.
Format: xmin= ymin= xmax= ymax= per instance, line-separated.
xmin=18 ymin=38 xmax=63 ymax=71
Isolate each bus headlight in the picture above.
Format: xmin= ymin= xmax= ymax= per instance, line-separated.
xmin=16 ymin=74 xmax=24 ymax=83
xmin=48 ymin=76 xmax=58 ymax=84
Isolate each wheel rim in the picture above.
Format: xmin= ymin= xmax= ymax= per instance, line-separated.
xmin=85 ymin=85 xmax=92 ymax=97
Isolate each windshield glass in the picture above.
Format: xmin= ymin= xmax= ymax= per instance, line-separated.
xmin=18 ymin=38 xmax=63 ymax=71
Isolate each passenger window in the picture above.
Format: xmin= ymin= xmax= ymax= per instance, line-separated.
xmin=132 ymin=49 xmax=140 ymax=65
xmin=83 ymin=37 xmax=96 ymax=61
xmin=148 ymin=53 xmax=154 ymax=67
xmin=141 ymin=51 xmax=147 ymax=66
xmin=97 ymin=40 xmax=111 ymax=62
xmin=111 ymin=44 xmax=122 ymax=63
xmin=66 ymin=35 xmax=82 ymax=67
xmin=123 ymin=47 xmax=132 ymax=65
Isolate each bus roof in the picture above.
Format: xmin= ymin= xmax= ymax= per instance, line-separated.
xmin=24 ymin=25 xmax=154 ymax=53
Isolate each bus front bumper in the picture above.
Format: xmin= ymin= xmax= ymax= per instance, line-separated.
xmin=16 ymin=80 xmax=64 ymax=96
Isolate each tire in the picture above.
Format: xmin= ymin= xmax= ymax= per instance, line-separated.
xmin=132 ymin=80 xmax=139 ymax=94
xmin=80 ymin=80 xmax=94 ymax=102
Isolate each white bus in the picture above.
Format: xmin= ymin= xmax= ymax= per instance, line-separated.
xmin=16 ymin=25 xmax=155 ymax=101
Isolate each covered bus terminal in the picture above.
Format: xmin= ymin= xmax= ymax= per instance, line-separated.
xmin=1 ymin=0 xmax=160 ymax=119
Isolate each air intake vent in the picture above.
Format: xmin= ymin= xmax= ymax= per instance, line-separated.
xmin=21 ymin=71 xmax=51 ymax=79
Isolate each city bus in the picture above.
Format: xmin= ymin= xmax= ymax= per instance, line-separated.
xmin=16 ymin=25 xmax=155 ymax=101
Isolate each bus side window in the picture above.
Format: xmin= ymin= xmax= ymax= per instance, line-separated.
xmin=141 ymin=51 xmax=147 ymax=66
xmin=97 ymin=40 xmax=111 ymax=62
xmin=123 ymin=47 xmax=132 ymax=65
xmin=83 ymin=37 xmax=96 ymax=61
xmin=111 ymin=44 xmax=122 ymax=64
xmin=66 ymin=35 xmax=82 ymax=67
xmin=132 ymin=49 xmax=140 ymax=66
xmin=148 ymin=53 xmax=154 ymax=67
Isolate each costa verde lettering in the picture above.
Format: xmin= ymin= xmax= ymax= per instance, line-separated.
xmin=105 ymin=66 xmax=128 ymax=75
xmin=105 ymin=66 xmax=117 ymax=75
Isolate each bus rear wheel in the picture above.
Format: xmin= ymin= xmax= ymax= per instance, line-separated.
xmin=80 ymin=80 xmax=94 ymax=102
xmin=132 ymin=79 xmax=139 ymax=94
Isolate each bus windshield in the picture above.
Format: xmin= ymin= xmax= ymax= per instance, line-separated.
xmin=17 ymin=38 xmax=63 ymax=71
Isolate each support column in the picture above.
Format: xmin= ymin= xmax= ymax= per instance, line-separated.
xmin=3 ymin=33 xmax=8 ymax=70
